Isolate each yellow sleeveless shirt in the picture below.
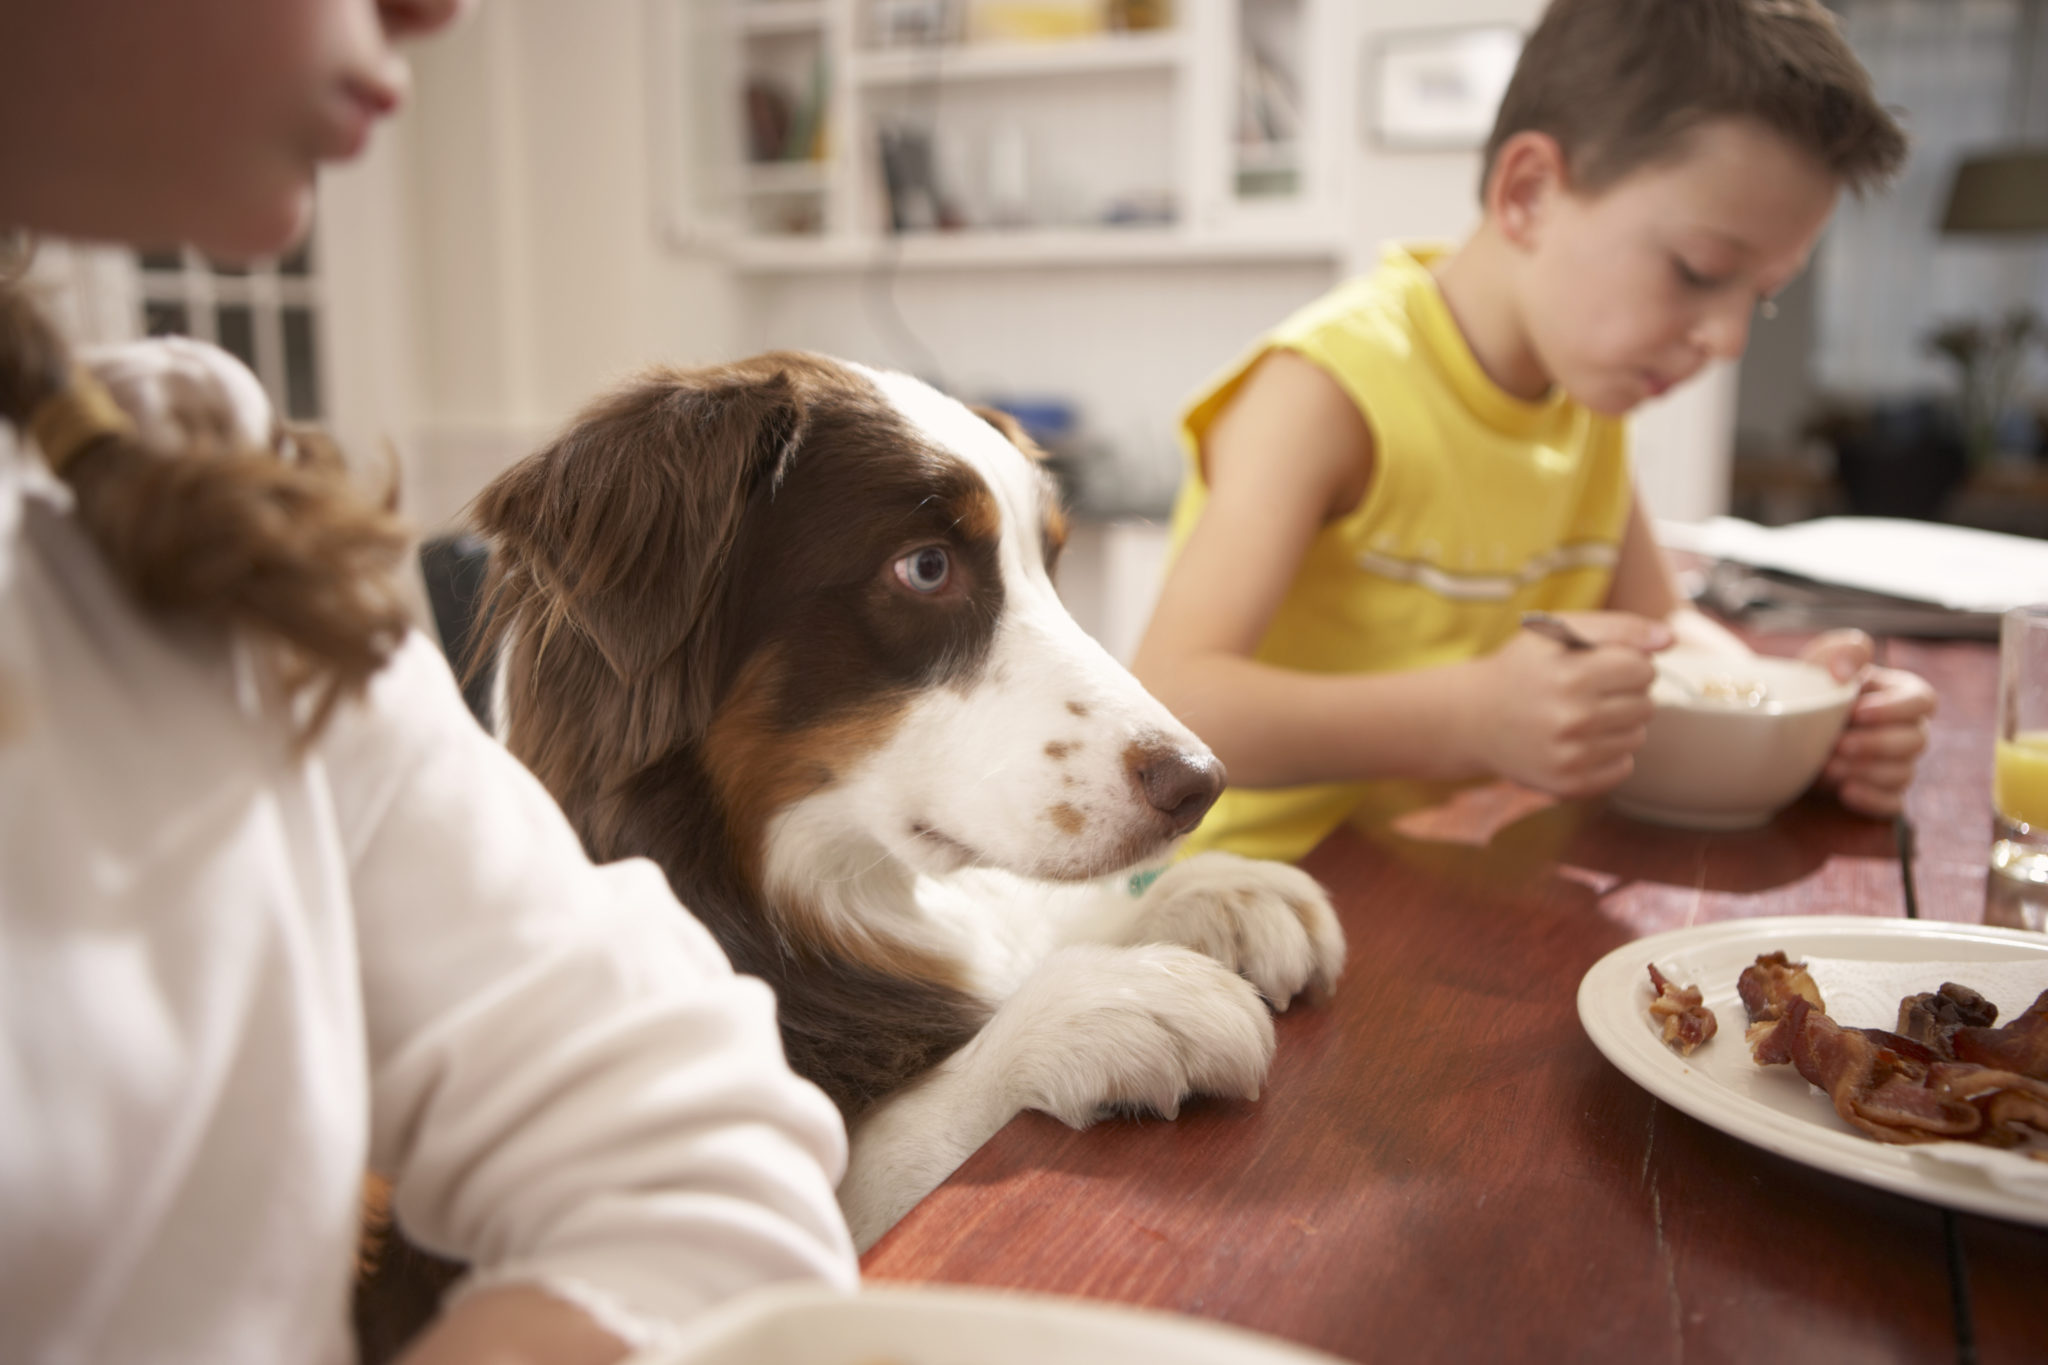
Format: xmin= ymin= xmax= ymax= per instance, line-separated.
xmin=1169 ymin=243 xmax=1634 ymax=863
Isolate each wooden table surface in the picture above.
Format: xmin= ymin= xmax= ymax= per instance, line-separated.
xmin=862 ymin=634 xmax=2048 ymax=1362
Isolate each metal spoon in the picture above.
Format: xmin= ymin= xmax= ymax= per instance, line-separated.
xmin=1519 ymin=611 xmax=1702 ymax=698
xmin=1518 ymin=611 xmax=1595 ymax=652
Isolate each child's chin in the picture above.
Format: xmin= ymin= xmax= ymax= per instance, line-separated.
xmin=192 ymin=182 xmax=316 ymax=266
xmin=1572 ymin=385 xmax=1645 ymax=419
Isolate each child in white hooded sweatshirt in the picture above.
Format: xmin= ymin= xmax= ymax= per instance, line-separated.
xmin=0 ymin=4 xmax=858 ymax=1363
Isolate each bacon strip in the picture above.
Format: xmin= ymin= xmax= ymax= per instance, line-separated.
xmin=1779 ymin=997 xmax=1982 ymax=1143
xmin=1739 ymin=951 xmax=1826 ymax=1063
xmin=1738 ymin=950 xmax=1824 ymax=1023
xmin=1647 ymin=964 xmax=1718 ymax=1056
xmin=1739 ymin=956 xmax=2048 ymax=1156
xmin=1951 ymin=989 xmax=2048 ymax=1082
xmin=1931 ymin=1064 xmax=2048 ymax=1152
xmin=1896 ymin=982 xmax=1998 ymax=1056
xmin=1985 ymin=1089 xmax=2048 ymax=1152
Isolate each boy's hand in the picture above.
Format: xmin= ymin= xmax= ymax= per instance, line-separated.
xmin=1801 ymin=629 xmax=1937 ymax=818
xmin=1467 ymin=611 xmax=1670 ymax=798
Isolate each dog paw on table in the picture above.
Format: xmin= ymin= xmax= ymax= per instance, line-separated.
xmin=838 ymin=940 xmax=1278 ymax=1249
xmin=989 ymin=941 xmax=1279 ymax=1126
xmin=1128 ymin=852 xmax=1346 ymax=1009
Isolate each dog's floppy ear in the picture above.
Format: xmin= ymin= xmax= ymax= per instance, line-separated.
xmin=474 ymin=365 xmax=806 ymax=689
xmin=970 ymin=404 xmax=1049 ymax=460
xmin=972 ymin=403 xmax=1071 ymax=564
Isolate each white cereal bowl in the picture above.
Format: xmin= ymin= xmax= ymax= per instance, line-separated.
xmin=1606 ymin=651 xmax=1860 ymax=831
xmin=648 ymin=1283 xmax=1348 ymax=1365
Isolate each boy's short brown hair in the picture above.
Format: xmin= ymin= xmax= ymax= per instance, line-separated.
xmin=1482 ymin=0 xmax=1907 ymax=199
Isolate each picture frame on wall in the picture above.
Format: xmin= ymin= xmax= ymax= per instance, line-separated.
xmin=1366 ymin=25 xmax=1523 ymax=151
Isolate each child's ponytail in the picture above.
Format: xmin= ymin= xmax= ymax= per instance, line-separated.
xmin=0 ymin=277 xmax=414 ymax=739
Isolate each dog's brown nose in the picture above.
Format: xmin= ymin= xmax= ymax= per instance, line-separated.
xmin=1128 ymin=740 xmax=1226 ymax=834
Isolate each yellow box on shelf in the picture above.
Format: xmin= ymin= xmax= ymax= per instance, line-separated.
xmin=968 ymin=0 xmax=1105 ymax=42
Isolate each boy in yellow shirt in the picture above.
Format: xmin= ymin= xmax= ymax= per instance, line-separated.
xmin=1133 ymin=0 xmax=1938 ymax=864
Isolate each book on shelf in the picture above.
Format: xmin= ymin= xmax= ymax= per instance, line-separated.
xmin=1236 ymin=42 xmax=1301 ymax=148
xmin=743 ymin=50 xmax=830 ymax=167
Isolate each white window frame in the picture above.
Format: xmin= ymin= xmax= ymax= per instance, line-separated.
xmin=134 ymin=243 xmax=327 ymax=422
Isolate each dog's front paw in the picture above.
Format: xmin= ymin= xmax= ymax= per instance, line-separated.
xmin=990 ymin=943 xmax=1275 ymax=1128
xmin=1132 ymin=852 xmax=1345 ymax=1009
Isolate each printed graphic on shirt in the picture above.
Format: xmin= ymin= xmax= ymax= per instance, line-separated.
xmin=1354 ymin=540 xmax=1619 ymax=602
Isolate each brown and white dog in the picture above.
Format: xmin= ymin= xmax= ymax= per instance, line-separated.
xmin=471 ymin=352 xmax=1345 ymax=1248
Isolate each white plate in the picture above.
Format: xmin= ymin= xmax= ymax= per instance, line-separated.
xmin=645 ymin=1283 xmax=1349 ymax=1365
xmin=1577 ymin=916 xmax=2048 ymax=1226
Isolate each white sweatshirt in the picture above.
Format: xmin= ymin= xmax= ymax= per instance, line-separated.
xmin=0 ymin=424 xmax=859 ymax=1364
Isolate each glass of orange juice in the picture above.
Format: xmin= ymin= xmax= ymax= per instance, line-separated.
xmin=1991 ymin=605 xmax=2048 ymax=914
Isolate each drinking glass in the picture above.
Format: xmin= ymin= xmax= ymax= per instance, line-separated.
xmin=1989 ymin=603 xmax=2048 ymax=928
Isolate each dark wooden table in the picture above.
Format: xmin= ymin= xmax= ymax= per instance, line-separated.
xmin=862 ymin=635 xmax=2048 ymax=1362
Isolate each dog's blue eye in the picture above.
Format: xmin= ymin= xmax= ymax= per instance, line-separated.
xmin=895 ymin=546 xmax=951 ymax=593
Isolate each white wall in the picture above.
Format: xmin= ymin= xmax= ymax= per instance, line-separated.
xmin=1732 ymin=265 xmax=1819 ymax=455
xmin=732 ymin=261 xmax=1338 ymax=486
xmin=1632 ymin=361 xmax=1739 ymax=523
xmin=318 ymin=123 xmax=421 ymax=495
xmin=330 ymin=0 xmax=744 ymax=532
xmin=1340 ymin=0 xmax=1529 ymax=274
xmin=20 ymin=242 xmax=140 ymax=348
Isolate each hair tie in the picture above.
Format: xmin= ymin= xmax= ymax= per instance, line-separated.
xmin=0 ymin=227 xmax=33 ymax=286
xmin=27 ymin=368 xmax=134 ymax=474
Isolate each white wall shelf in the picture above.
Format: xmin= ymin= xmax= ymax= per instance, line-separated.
xmin=734 ymin=0 xmax=827 ymax=34
xmin=851 ymin=31 xmax=1188 ymax=85
xmin=726 ymin=223 xmax=1341 ymax=271
xmin=741 ymin=160 xmax=832 ymax=193
xmin=1234 ymin=138 xmax=1299 ymax=171
xmin=662 ymin=0 xmax=1340 ymax=272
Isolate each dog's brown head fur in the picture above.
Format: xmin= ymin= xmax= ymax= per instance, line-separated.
xmin=472 ymin=353 xmax=1027 ymax=1117
xmin=471 ymin=353 xmax=1052 ymax=863
xmin=473 ymin=353 xmax=807 ymax=827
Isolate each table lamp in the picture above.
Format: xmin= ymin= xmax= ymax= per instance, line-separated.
xmin=1940 ymin=147 xmax=2048 ymax=235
